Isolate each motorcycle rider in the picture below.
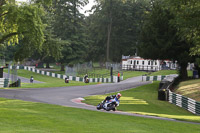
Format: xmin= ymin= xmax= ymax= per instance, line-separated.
xmin=101 ymin=93 xmax=121 ymax=110
xmin=96 ymin=93 xmax=122 ymax=111
xmin=84 ymin=74 xmax=88 ymax=83
xmin=102 ymin=93 xmax=122 ymax=104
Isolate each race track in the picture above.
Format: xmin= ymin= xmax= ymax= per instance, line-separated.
xmin=0 ymin=76 xmax=199 ymax=125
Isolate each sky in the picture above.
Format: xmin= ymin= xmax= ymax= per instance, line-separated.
xmin=15 ymin=0 xmax=95 ymax=16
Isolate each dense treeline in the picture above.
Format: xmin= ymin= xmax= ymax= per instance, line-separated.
xmin=0 ymin=0 xmax=150 ymax=63
xmin=0 ymin=0 xmax=200 ymax=78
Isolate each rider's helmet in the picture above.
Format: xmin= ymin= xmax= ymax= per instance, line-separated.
xmin=116 ymin=93 xmax=122 ymax=99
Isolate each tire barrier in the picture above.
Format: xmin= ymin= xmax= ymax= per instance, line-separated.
xmin=142 ymin=75 xmax=166 ymax=81
xmin=4 ymin=78 xmax=9 ymax=87
xmin=9 ymin=66 xmax=24 ymax=69
xmin=142 ymin=74 xmax=178 ymax=81
xmin=0 ymin=78 xmax=9 ymax=88
xmin=169 ymin=91 xmax=200 ymax=115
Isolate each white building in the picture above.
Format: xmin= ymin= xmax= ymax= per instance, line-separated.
xmin=122 ymin=56 xmax=178 ymax=71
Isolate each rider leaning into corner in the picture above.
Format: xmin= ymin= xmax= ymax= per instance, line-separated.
xmin=103 ymin=93 xmax=122 ymax=104
xmin=97 ymin=93 xmax=122 ymax=111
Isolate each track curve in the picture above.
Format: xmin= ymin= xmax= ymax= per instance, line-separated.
xmin=0 ymin=76 xmax=199 ymax=125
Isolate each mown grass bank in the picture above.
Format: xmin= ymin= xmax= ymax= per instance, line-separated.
xmin=149 ymin=70 xmax=193 ymax=77
xmin=0 ymin=97 xmax=200 ymax=133
xmin=83 ymin=82 xmax=200 ymax=123
xmin=175 ymin=79 xmax=200 ymax=102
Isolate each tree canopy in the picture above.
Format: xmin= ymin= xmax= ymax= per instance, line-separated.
xmin=0 ymin=0 xmax=45 ymax=51
xmin=1 ymin=0 xmax=199 ymax=74
xmin=138 ymin=0 xmax=196 ymax=79
xmin=167 ymin=0 xmax=200 ymax=55
xmin=86 ymin=0 xmax=151 ymax=62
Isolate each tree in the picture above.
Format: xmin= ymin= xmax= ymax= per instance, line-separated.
xmin=139 ymin=1 xmax=194 ymax=79
xmin=29 ymin=4 xmax=64 ymax=68
xmin=51 ymin=0 xmax=89 ymax=71
xmin=0 ymin=0 xmax=46 ymax=55
xmin=0 ymin=0 xmax=65 ymax=65
xmin=167 ymin=0 xmax=200 ymax=55
xmin=86 ymin=0 xmax=151 ymax=62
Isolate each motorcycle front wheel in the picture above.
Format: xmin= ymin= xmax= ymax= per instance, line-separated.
xmin=96 ymin=104 xmax=102 ymax=110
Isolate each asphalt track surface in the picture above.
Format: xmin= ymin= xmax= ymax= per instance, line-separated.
xmin=0 ymin=76 xmax=199 ymax=125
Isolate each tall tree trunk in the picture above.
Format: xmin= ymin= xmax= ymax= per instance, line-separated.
xmin=179 ymin=62 xmax=188 ymax=80
xmin=46 ymin=62 xmax=50 ymax=68
xmin=106 ymin=0 xmax=112 ymax=62
xmin=60 ymin=62 xmax=65 ymax=71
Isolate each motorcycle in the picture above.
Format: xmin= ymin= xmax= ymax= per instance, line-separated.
xmin=84 ymin=77 xmax=89 ymax=83
xmin=97 ymin=97 xmax=119 ymax=111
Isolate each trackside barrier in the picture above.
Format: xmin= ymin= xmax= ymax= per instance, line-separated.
xmin=158 ymin=74 xmax=200 ymax=115
xmin=169 ymin=91 xmax=200 ymax=115
xmin=11 ymin=66 xmax=119 ymax=83
xmin=0 ymin=78 xmax=9 ymax=88
xmin=142 ymin=74 xmax=179 ymax=82
xmin=142 ymin=75 xmax=166 ymax=81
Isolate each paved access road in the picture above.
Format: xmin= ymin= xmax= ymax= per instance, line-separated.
xmin=0 ymin=76 xmax=199 ymax=124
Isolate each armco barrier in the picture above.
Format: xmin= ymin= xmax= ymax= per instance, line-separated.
xmin=142 ymin=74 xmax=179 ymax=82
xmin=169 ymin=91 xmax=200 ymax=115
xmin=22 ymin=66 xmax=117 ymax=83
xmin=142 ymin=75 xmax=166 ymax=81
xmin=158 ymin=74 xmax=200 ymax=115
xmin=0 ymin=78 xmax=9 ymax=88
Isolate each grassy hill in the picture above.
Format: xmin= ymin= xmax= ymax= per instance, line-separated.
xmin=83 ymin=82 xmax=200 ymax=123
xmin=175 ymin=79 xmax=200 ymax=102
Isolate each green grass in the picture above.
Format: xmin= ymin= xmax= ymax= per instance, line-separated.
xmin=3 ymin=69 xmax=97 ymax=88
xmin=0 ymin=97 xmax=200 ymax=133
xmin=83 ymin=82 xmax=200 ymax=123
xmin=149 ymin=70 xmax=193 ymax=77
xmin=149 ymin=70 xmax=178 ymax=76
xmin=122 ymin=71 xmax=148 ymax=80
xmin=175 ymin=79 xmax=200 ymax=101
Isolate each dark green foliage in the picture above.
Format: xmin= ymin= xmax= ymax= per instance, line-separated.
xmin=51 ymin=0 xmax=89 ymax=66
xmin=86 ymin=0 xmax=150 ymax=62
xmin=139 ymin=1 xmax=195 ymax=79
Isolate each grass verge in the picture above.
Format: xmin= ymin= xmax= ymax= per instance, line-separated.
xmin=83 ymin=82 xmax=200 ymax=123
xmin=122 ymin=71 xmax=147 ymax=80
xmin=53 ymin=69 xmax=148 ymax=80
xmin=0 ymin=97 xmax=200 ymax=133
xmin=3 ymin=69 xmax=97 ymax=88
xmin=149 ymin=70 xmax=193 ymax=77
xmin=175 ymin=79 xmax=200 ymax=102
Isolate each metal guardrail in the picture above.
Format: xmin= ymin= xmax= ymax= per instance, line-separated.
xmin=169 ymin=91 xmax=200 ymax=115
xmin=142 ymin=75 xmax=166 ymax=81
xmin=158 ymin=75 xmax=200 ymax=115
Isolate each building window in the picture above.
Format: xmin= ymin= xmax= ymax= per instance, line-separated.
xmin=148 ymin=61 xmax=150 ymax=65
xmin=142 ymin=61 xmax=144 ymax=65
xmin=131 ymin=60 xmax=132 ymax=64
xmin=137 ymin=61 xmax=139 ymax=64
xmin=134 ymin=60 xmax=136 ymax=65
xmin=155 ymin=61 xmax=157 ymax=65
